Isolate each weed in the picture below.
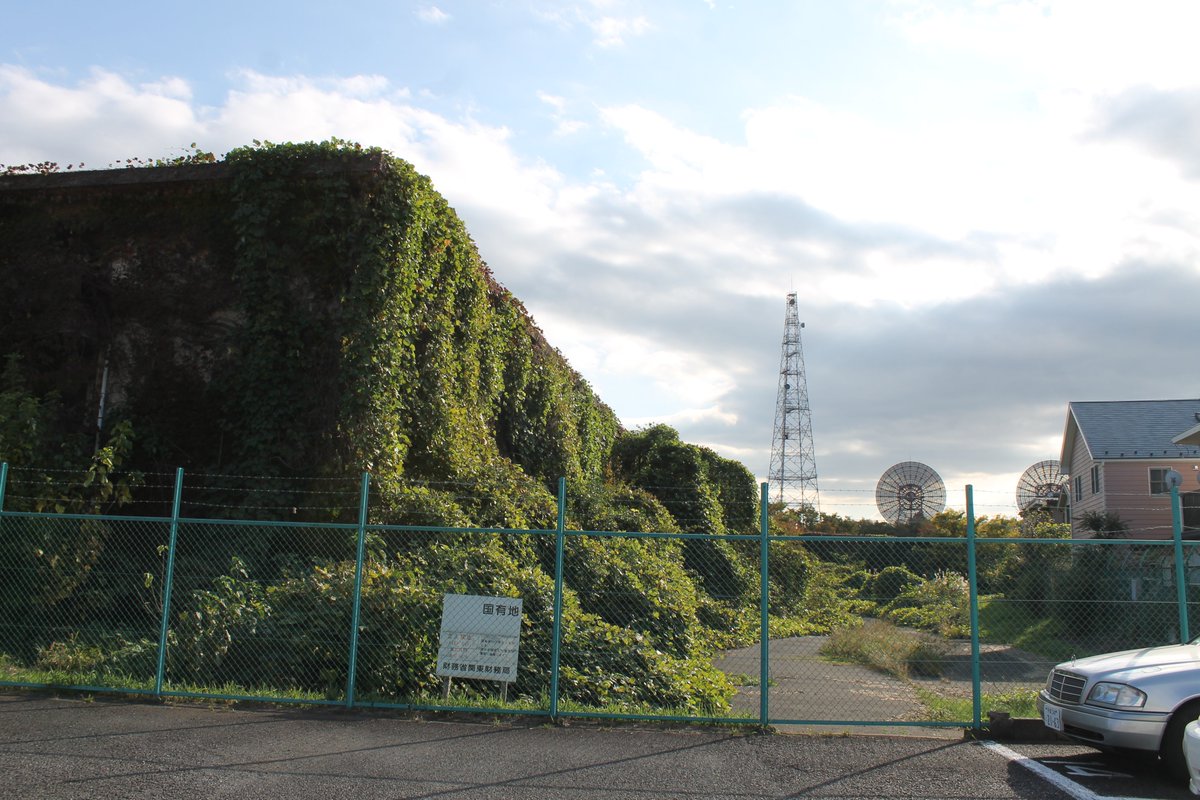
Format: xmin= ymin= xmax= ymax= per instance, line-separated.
xmin=820 ymin=618 xmax=950 ymax=680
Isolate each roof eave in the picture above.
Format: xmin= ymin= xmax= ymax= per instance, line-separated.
xmin=1174 ymin=422 xmax=1200 ymax=448
xmin=1060 ymin=405 xmax=1088 ymax=473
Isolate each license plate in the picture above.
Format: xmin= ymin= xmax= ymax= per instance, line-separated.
xmin=1042 ymin=704 xmax=1063 ymax=732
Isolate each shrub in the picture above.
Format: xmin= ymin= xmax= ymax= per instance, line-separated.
xmin=865 ymin=566 xmax=922 ymax=604
xmin=562 ymin=535 xmax=705 ymax=657
xmin=153 ymin=534 xmax=738 ymax=712
xmin=883 ymin=570 xmax=970 ymax=638
xmin=31 ymin=632 xmax=158 ymax=683
xmin=768 ymin=540 xmax=815 ymax=616
xmin=170 ymin=556 xmax=270 ymax=684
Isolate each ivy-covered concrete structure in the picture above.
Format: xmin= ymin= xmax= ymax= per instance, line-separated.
xmin=0 ymin=143 xmax=635 ymax=520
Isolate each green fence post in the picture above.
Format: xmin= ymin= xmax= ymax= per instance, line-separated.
xmin=0 ymin=463 xmax=7 ymax=548
xmin=1173 ymin=484 xmax=1190 ymax=643
xmin=346 ymin=472 xmax=370 ymax=708
xmin=966 ymin=485 xmax=981 ymax=730
xmin=550 ymin=477 xmax=566 ymax=721
xmin=759 ymin=482 xmax=770 ymax=725
xmin=154 ymin=467 xmax=184 ymax=696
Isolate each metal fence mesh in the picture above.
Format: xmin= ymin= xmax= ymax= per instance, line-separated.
xmin=2 ymin=474 xmax=1196 ymax=731
xmin=0 ymin=514 xmax=168 ymax=692
xmin=163 ymin=521 xmax=358 ymax=702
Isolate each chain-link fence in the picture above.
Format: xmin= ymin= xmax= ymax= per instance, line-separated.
xmin=1 ymin=464 xmax=1195 ymax=731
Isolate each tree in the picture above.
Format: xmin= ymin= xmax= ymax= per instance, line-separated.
xmin=1081 ymin=511 xmax=1128 ymax=539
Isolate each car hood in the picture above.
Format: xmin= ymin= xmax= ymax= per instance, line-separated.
xmin=1060 ymin=643 xmax=1200 ymax=682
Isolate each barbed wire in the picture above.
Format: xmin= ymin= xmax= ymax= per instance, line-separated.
xmin=4 ymin=463 xmax=1195 ymax=531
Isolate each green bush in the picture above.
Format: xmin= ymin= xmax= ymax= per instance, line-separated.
xmin=883 ymin=570 xmax=970 ymax=638
xmin=28 ymin=631 xmax=158 ymax=684
xmin=557 ymin=609 xmax=735 ymax=714
xmin=152 ymin=533 xmax=739 ymax=712
xmin=865 ymin=565 xmax=923 ymax=604
xmin=562 ymin=535 xmax=705 ymax=657
xmin=767 ymin=540 xmax=815 ymax=616
xmin=170 ymin=556 xmax=270 ymax=684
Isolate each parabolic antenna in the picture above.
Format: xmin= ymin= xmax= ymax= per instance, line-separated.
xmin=1015 ymin=460 xmax=1067 ymax=512
xmin=1166 ymin=469 xmax=1184 ymax=490
xmin=876 ymin=461 xmax=946 ymax=524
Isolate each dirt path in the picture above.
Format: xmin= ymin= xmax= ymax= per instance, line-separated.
xmin=714 ymin=636 xmax=1050 ymax=737
xmin=910 ymin=640 xmax=1054 ymax=699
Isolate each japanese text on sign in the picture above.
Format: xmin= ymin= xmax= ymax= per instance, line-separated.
xmin=436 ymin=594 xmax=522 ymax=683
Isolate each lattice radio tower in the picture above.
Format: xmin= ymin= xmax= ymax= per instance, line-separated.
xmin=768 ymin=293 xmax=820 ymax=511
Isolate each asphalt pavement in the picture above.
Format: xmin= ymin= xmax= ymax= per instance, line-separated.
xmin=0 ymin=691 xmax=1089 ymax=799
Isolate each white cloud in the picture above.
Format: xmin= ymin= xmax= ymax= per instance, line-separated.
xmin=537 ymin=90 xmax=588 ymax=136
xmin=0 ymin=66 xmax=199 ymax=166
xmin=588 ymin=14 xmax=652 ymax=47
xmin=537 ymin=91 xmax=567 ymax=113
xmin=416 ymin=6 xmax=451 ymax=24
xmin=597 ymin=86 xmax=1200 ymax=306
xmin=529 ymin=2 xmax=653 ymax=47
xmin=624 ymin=405 xmax=739 ymax=429
xmin=533 ymin=310 xmax=740 ymax=417
xmin=4 ymin=42 xmax=1199 ymax=520
xmin=891 ymin=0 xmax=1200 ymax=94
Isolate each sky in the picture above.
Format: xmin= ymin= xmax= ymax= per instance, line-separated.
xmin=3 ymin=0 xmax=1199 ymax=521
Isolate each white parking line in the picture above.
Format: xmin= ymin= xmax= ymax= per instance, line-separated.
xmin=980 ymin=741 xmax=1147 ymax=800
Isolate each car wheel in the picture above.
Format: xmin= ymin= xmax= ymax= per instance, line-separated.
xmin=1161 ymin=699 xmax=1200 ymax=782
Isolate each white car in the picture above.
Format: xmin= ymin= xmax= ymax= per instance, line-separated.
xmin=1038 ymin=640 xmax=1200 ymax=781
xmin=1184 ymin=718 xmax=1200 ymax=794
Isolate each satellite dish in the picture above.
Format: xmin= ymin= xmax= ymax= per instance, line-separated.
xmin=1166 ymin=469 xmax=1183 ymax=490
xmin=1016 ymin=460 xmax=1067 ymax=512
xmin=876 ymin=461 xmax=946 ymax=524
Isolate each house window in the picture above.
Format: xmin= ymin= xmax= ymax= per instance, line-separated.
xmin=1185 ymin=493 xmax=1200 ymax=532
xmin=1091 ymin=465 xmax=1101 ymax=494
xmin=1074 ymin=476 xmax=1082 ymax=502
xmin=1150 ymin=467 xmax=1171 ymax=495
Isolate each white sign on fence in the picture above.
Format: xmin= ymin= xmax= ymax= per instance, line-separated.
xmin=436 ymin=594 xmax=523 ymax=683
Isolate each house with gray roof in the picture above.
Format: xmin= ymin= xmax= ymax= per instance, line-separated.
xmin=1175 ymin=420 xmax=1200 ymax=448
xmin=1060 ymin=399 xmax=1200 ymax=538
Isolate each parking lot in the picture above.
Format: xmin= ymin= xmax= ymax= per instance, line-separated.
xmin=1 ymin=692 xmax=1195 ymax=799
xmin=985 ymin=740 xmax=1195 ymax=800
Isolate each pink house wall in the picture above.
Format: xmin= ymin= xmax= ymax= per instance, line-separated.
xmin=1065 ymin=414 xmax=1200 ymax=538
xmin=1098 ymin=461 xmax=1187 ymax=539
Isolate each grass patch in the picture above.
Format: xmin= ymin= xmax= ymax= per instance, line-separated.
xmin=724 ymin=673 xmax=777 ymax=688
xmin=554 ymin=696 xmax=755 ymax=721
xmin=0 ymin=664 xmax=154 ymax=693
xmin=402 ymin=688 xmax=547 ymax=713
xmin=978 ymin=598 xmax=1076 ymax=662
xmin=159 ymin=681 xmax=331 ymax=703
xmin=820 ymin=618 xmax=950 ymax=680
xmin=0 ymin=660 xmax=750 ymax=723
xmin=915 ymin=686 xmax=1040 ymax=722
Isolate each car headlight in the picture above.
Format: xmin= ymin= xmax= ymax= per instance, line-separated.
xmin=1086 ymin=682 xmax=1147 ymax=709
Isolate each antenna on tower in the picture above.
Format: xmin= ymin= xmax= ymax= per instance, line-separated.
xmin=768 ymin=292 xmax=820 ymax=512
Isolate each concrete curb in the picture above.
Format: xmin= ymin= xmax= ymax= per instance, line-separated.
xmin=967 ymin=711 xmax=1063 ymax=743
